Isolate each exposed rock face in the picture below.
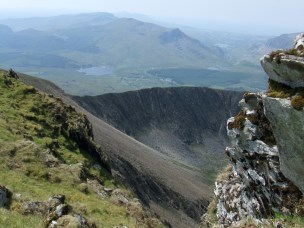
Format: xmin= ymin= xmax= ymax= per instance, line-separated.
xmin=215 ymin=93 xmax=301 ymax=226
xmin=263 ymin=97 xmax=304 ymax=194
xmin=213 ymin=34 xmax=304 ymax=227
xmin=259 ymin=34 xmax=304 ymax=194
xmin=73 ymin=87 xmax=242 ymax=169
xmin=73 ymin=87 xmax=242 ymax=144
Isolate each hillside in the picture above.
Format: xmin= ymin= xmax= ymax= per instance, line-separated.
xmin=73 ymin=87 xmax=243 ymax=184
xmin=18 ymin=72 xmax=217 ymax=227
xmin=0 ymin=69 xmax=161 ymax=227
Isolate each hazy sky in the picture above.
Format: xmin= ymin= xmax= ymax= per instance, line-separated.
xmin=0 ymin=0 xmax=302 ymax=35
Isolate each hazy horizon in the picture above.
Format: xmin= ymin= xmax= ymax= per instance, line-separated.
xmin=0 ymin=0 xmax=302 ymax=35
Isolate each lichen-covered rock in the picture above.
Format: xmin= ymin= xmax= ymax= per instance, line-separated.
xmin=263 ymin=96 xmax=304 ymax=194
xmin=208 ymin=33 xmax=304 ymax=227
xmin=86 ymin=178 xmax=108 ymax=198
xmin=214 ymin=93 xmax=302 ymax=226
xmin=19 ymin=194 xmax=94 ymax=227
xmin=0 ymin=186 xmax=12 ymax=208
xmin=22 ymin=201 xmax=48 ymax=215
xmin=261 ymin=54 xmax=304 ymax=88
xmin=55 ymin=214 xmax=96 ymax=228
xmin=295 ymin=33 xmax=304 ymax=50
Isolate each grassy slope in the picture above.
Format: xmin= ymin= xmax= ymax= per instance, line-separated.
xmin=0 ymin=70 xmax=158 ymax=227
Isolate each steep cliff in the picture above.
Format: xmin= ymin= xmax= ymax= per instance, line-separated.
xmin=73 ymin=87 xmax=243 ymax=183
xmin=203 ymin=34 xmax=304 ymax=227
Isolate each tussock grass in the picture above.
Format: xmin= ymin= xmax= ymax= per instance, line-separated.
xmin=268 ymin=79 xmax=304 ymax=111
xmin=227 ymin=111 xmax=246 ymax=130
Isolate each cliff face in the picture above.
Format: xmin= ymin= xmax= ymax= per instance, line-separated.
xmin=72 ymin=87 xmax=243 ymax=227
xmin=206 ymin=34 xmax=304 ymax=227
xmin=73 ymin=87 xmax=242 ymax=143
xmin=73 ymin=87 xmax=243 ymax=177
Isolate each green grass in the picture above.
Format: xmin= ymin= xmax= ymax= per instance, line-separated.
xmin=0 ymin=208 xmax=43 ymax=228
xmin=0 ymin=70 xmax=143 ymax=227
xmin=271 ymin=211 xmax=304 ymax=228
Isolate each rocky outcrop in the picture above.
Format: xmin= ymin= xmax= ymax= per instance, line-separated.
xmin=214 ymin=93 xmax=301 ymax=226
xmin=261 ymin=34 xmax=304 ymax=88
xmin=261 ymin=54 xmax=304 ymax=88
xmin=260 ymin=35 xmax=304 ymax=194
xmin=20 ymin=194 xmax=95 ymax=228
xmin=210 ymin=34 xmax=304 ymax=227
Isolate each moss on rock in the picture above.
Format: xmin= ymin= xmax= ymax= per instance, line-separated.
xmin=268 ymin=79 xmax=304 ymax=110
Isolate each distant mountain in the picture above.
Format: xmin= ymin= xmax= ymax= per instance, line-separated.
xmin=0 ymin=27 xmax=67 ymax=51
xmin=264 ymin=33 xmax=296 ymax=49
xmin=249 ymin=33 xmax=297 ymax=58
xmin=0 ymin=13 xmax=221 ymax=69
xmin=0 ymin=13 xmax=269 ymax=95
xmin=0 ymin=24 xmax=13 ymax=34
xmin=0 ymin=12 xmax=117 ymax=31
xmin=87 ymin=18 xmax=219 ymax=67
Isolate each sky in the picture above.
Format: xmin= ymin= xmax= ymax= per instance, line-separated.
xmin=0 ymin=0 xmax=302 ymax=35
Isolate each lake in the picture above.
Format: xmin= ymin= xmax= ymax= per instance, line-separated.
xmin=78 ymin=66 xmax=113 ymax=76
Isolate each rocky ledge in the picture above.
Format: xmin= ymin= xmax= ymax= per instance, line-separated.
xmin=261 ymin=33 xmax=304 ymax=88
xmin=205 ymin=33 xmax=304 ymax=227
